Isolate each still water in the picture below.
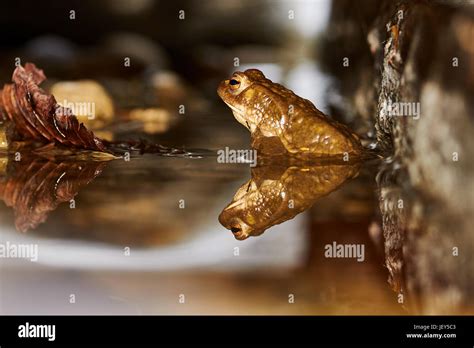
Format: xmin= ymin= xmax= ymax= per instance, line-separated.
xmin=0 ymin=124 xmax=404 ymax=315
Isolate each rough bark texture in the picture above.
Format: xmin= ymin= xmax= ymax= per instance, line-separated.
xmin=321 ymin=0 xmax=474 ymax=313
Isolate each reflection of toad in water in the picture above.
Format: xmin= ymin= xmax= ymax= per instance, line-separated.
xmin=219 ymin=163 xmax=360 ymax=240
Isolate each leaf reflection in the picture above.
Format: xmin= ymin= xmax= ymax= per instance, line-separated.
xmin=0 ymin=156 xmax=107 ymax=232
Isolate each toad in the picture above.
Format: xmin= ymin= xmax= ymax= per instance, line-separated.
xmin=217 ymin=69 xmax=362 ymax=157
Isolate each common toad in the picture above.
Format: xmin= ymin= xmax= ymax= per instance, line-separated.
xmin=217 ymin=69 xmax=362 ymax=157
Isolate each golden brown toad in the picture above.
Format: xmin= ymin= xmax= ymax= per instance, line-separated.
xmin=217 ymin=69 xmax=362 ymax=157
xmin=219 ymin=163 xmax=360 ymax=240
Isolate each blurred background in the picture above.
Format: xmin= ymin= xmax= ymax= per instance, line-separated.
xmin=0 ymin=0 xmax=472 ymax=315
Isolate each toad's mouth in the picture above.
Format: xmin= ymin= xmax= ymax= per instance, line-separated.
xmin=224 ymin=102 xmax=255 ymax=132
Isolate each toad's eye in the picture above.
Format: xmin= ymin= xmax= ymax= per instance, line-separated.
xmin=229 ymin=78 xmax=241 ymax=89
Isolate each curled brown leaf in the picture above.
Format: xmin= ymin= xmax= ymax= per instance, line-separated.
xmin=0 ymin=63 xmax=108 ymax=152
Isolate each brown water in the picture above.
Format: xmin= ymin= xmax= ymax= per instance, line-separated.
xmin=0 ymin=115 xmax=406 ymax=315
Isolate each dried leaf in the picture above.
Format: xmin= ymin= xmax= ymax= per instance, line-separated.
xmin=0 ymin=63 xmax=109 ymax=152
